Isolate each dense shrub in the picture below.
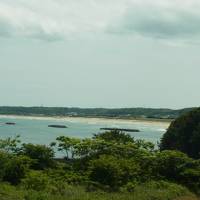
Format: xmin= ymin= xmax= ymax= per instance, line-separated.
xmin=93 ymin=130 xmax=135 ymax=144
xmin=88 ymin=155 xmax=140 ymax=190
xmin=0 ymin=151 xmax=9 ymax=180
xmin=22 ymin=171 xmax=50 ymax=191
xmin=155 ymin=150 xmax=192 ymax=181
xmin=160 ymin=108 xmax=200 ymax=159
xmin=3 ymin=155 xmax=31 ymax=185
xmin=21 ymin=144 xmax=55 ymax=169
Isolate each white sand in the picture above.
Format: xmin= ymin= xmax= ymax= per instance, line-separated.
xmin=0 ymin=114 xmax=170 ymax=128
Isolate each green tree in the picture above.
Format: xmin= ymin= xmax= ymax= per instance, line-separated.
xmin=0 ymin=151 xmax=9 ymax=180
xmin=88 ymin=155 xmax=140 ymax=190
xmin=3 ymin=155 xmax=31 ymax=185
xmin=56 ymin=136 xmax=81 ymax=159
xmin=93 ymin=130 xmax=135 ymax=144
xmin=0 ymin=135 xmax=21 ymax=154
xmin=160 ymin=108 xmax=200 ymax=158
xmin=155 ymin=150 xmax=192 ymax=181
xmin=21 ymin=144 xmax=55 ymax=170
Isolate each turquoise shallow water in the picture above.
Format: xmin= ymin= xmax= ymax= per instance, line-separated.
xmin=0 ymin=116 xmax=169 ymax=146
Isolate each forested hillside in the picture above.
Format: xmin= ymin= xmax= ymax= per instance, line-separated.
xmin=0 ymin=106 xmax=194 ymax=119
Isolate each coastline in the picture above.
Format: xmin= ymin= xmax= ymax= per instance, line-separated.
xmin=0 ymin=114 xmax=171 ymax=127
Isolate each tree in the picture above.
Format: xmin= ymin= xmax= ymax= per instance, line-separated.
xmin=155 ymin=150 xmax=192 ymax=181
xmin=21 ymin=143 xmax=55 ymax=169
xmin=93 ymin=130 xmax=135 ymax=144
xmin=0 ymin=151 xmax=9 ymax=180
xmin=0 ymin=135 xmax=21 ymax=154
xmin=88 ymin=155 xmax=140 ymax=190
xmin=160 ymin=108 xmax=200 ymax=159
xmin=3 ymin=155 xmax=31 ymax=185
xmin=56 ymin=136 xmax=81 ymax=159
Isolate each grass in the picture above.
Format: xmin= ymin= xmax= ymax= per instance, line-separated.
xmin=175 ymin=197 xmax=199 ymax=200
xmin=0 ymin=181 xmax=196 ymax=200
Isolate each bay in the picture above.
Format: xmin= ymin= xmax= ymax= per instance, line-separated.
xmin=0 ymin=115 xmax=169 ymax=146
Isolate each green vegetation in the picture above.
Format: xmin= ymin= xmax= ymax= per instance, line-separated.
xmin=1 ymin=108 xmax=200 ymax=199
xmin=0 ymin=181 xmax=195 ymax=200
xmin=0 ymin=106 xmax=194 ymax=119
xmin=160 ymin=107 xmax=200 ymax=158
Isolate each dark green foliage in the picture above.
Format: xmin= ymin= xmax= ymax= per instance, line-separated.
xmin=93 ymin=130 xmax=135 ymax=144
xmin=155 ymin=150 xmax=192 ymax=180
xmin=21 ymin=144 xmax=55 ymax=169
xmin=0 ymin=135 xmax=21 ymax=154
xmin=0 ymin=151 xmax=9 ymax=180
xmin=88 ymin=155 xmax=140 ymax=190
xmin=56 ymin=132 xmax=154 ymax=160
xmin=3 ymin=155 xmax=31 ymax=185
xmin=178 ymin=160 xmax=200 ymax=193
xmin=160 ymin=107 xmax=200 ymax=158
xmin=0 ymin=150 xmax=32 ymax=185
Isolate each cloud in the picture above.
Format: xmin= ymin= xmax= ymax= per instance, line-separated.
xmin=111 ymin=0 xmax=200 ymax=42
xmin=0 ymin=0 xmax=200 ymax=42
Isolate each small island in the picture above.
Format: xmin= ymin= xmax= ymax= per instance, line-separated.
xmin=5 ymin=122 xmax=16 ymax=125
xmin=48 ymin=125 xmax=68 ymax=128
xmin=100 ymin=128 xmax=140 ymax=132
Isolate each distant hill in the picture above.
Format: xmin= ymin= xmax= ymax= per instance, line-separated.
xmin=0 ymin=106 xmax=195 ymax=120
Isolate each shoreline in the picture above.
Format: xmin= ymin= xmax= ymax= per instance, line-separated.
xmin=0 ymin=114 xmax=171 ymax=126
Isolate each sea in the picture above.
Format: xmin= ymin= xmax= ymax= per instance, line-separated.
xmin=0 ymin=115 xmax=169 ymax=146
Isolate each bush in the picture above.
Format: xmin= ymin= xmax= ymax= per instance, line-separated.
xmin=88 ymin=155 xmax=140 ymax=190
xmin=178 ymin=160 xmax=200 ymax=193
xmin=3 ymin=155 xmax=32 ymax=185
xmin=0 ymin=151 xmax=9 ymax=180
xmin=21 ymin=144 xmax=55 ymax=170
xmin=22 ymin=171 xmax=50 ymax=191
xmin=155 ymin=150 xmax=192 ymax=181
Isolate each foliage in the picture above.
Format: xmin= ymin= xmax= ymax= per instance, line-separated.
xmin=56 ymin=136 xmax=81 ymax=159
xmin=93 ymin=130 xmax=135 ymax=144
xmin=3 ymin=155 xmax=32 ymax=185
xmin=56 ymin=132 xmax=155 ymax=160
xmin=154 ymin=150 xmax=192 ymax=180
xmin=0 ymin=151 xmax=9 ymax=180
xmin=0 ymin=135 xmax=21 ymax=154
xmin=88 ymin=155 xmax=140 ymax=190
xmin=0 ymin=181 xmax=195 ymax=200
xmin=22 ymin=171 xmax=50 ymax=191
xmin=21 ymin=143 xmax=55 ymax=169
xmin=160 ymin=108 xmax=200 ymax=158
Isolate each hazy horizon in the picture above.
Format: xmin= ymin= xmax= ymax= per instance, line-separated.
xmin=1 ymin=0 xmax=200 ymax=109
xmin=0 ymin=105 xmax=195 ymax=110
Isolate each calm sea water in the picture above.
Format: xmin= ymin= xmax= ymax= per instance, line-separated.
xmin=0 ymin=116 xmax=169 ymax=146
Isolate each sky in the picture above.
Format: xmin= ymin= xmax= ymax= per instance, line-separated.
xmin=0 ymin=0 xmax=200 ymax=109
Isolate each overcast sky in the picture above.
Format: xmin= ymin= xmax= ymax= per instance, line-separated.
xmin=0 ymin=0 xmax=200 ymax=109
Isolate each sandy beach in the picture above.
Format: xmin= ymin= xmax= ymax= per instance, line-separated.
xmin=0 ymin=114 xmax=170 ymax=128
